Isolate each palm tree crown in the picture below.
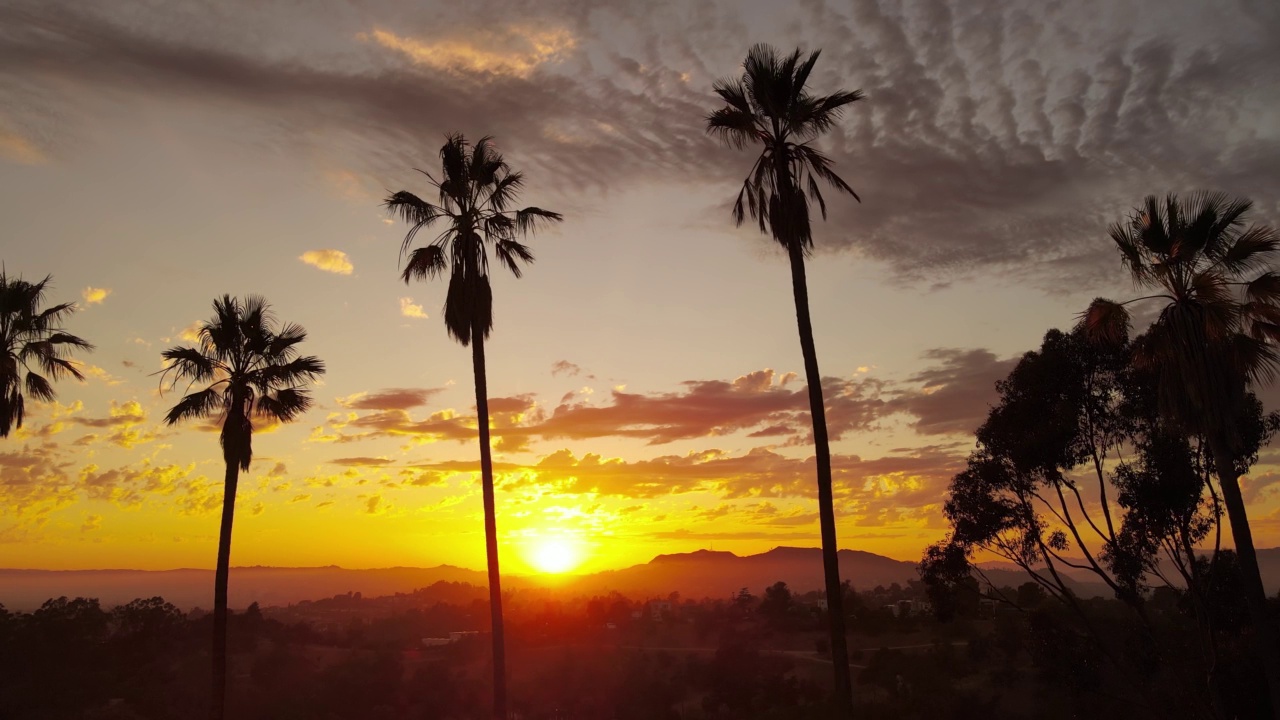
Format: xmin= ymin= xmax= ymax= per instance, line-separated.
xmin=1085 ymin=192 xmax=1280 ymax=449
xmin=706 ymin=43 xmax=863 ymax=252
xmin=158 ymin=295 xmax=324 ymax=465
xmin=0 ymin=272 xmax=93 ymax=437
xmin=386 ymin=133 xmax=563 ymax=344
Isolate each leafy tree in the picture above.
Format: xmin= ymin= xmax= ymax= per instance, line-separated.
xmin=760 ymin=581 xmax=794 ymax=625
xmin=923 ymin=325 xmax=1277 ymax=714
xmin=386 ymin=133 xmax=561 ymax=720
xmin=112 ymin=597 xmax=185 ymax=647
xmin=705 ymin=44 xmax=864 ymax=717
xmin=0 ymin=272 xmax=92 ymax=437
xmin=1084 ymin=192 xmax=1280 ymax=710
xmin=159 ymin=295 xmax=324 ymax=720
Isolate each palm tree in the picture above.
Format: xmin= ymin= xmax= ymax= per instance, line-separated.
xmin=0 ymin=272 xmax=92 ymax=437
xmin=706 ymin=44 xmax=863 ymax=718
xmin=158 ymin=295 xmax=324 ymax=720
xmin=1085 ymin=192 xmax=1280 ymax=715
xmin=386 ymin=134 xmax=561 ymax=720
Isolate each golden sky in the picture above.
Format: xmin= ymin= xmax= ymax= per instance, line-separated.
xmin=3 ymin=0 xmax=1280 ymax=575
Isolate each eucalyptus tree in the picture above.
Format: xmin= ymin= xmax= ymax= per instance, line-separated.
xmin=706 ymin=43 xmax=863 ymax=717
xmin=159 ymin=295 xmax=324 ymax=720
xmin=1084 ymin=192 xmax=1280 ymax=714
xmin=0 ymin=272 xmax=92 ymax=437
xmin=922 ymin=326 xmax=1276 ymax=717
xmin=386 ymin=134 xmax=561 ymax=720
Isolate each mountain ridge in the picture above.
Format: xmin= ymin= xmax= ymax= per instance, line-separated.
xmin=4 ymin=546 xmax=1277 ymax=611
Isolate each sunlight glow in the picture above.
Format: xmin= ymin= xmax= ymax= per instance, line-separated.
xmin=528 ymin=536 xmax=582 ymax=574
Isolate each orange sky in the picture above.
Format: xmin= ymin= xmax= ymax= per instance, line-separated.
xmin=4 ymin=0 xmax=1280 ymax=576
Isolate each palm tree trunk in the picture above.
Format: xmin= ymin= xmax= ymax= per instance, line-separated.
xmin=788 ymin=245 xmax=854 ymax=719
xmin=1209 ymin=436 xmax=1280 ymax=719
xmin=209 ymin=460 xmax=239 ymax=720
xmin=472 ymin=329 xmax=508 ymax=720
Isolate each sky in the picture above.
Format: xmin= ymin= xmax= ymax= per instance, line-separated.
xmin=3 ymin=0 xmax=1280 ymax=576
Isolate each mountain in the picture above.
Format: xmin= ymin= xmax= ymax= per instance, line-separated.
xmin=4 ymin=546 xmax=1277 ymax=611
xmin=557 ymin=546 xmax=921 ymax=599
xmin=0 ymin=565 xmax=491 ymax=611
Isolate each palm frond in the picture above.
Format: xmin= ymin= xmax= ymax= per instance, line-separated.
xmin=385 ymin=191 xmax=443 ymax=255
xmin=256 ymin=387 xmax=313 ymax=422
xmin=793 ymin=143 xmax=859 ymax=201
xmin=24 ymin=372 xmax=55 ymax=402
xmin=401 ymin=245 xmax=448 ymax=283
xmin=1245 ymin=271 xmax=1280 ymax=306
xmin=495 ymin=239 xmax=535 ymax=278
xmin=159 ymin=346 xmax=218 ymax=384
xmin=515 ymin=207 xmax=563 ymax=234
xmin=44 ymin=331 xmax=94 ymax=351
xmin=1080 ymin=298 xmax=1131 ymax=346
xmin=255 ymin=356 xmax=325 ymax=389
xmin=1220 ymin=225 xmax=1279 ymax=276
xmin=162 ymin=387 xmax=225 ymax=426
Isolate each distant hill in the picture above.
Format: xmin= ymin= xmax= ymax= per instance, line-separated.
xmin=0 ymin=565 xmax=491 ymax=611
xmin=555 ymin=546 xmax=920 ymax=599
xmin=3 ymin=546 xmax=1277 ymax=611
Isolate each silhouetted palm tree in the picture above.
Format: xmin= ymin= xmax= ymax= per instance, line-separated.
xmin=1085 ymin=192 xmax=1280 ymax=713
xmin=158 ymin=295 xmax=324 ymax=720
xmin=386 ymin=134 xmax=561 ymax=720
xmin=0 ymin=272 xmax=92 ymax=437
xmin=706 ymin=43 xmax=863 ymax=718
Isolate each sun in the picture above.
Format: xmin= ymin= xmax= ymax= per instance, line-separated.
xmin=528 ymin=536 xmax=582 ymax=574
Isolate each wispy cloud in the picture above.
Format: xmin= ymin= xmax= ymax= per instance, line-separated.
xmin=362 ymin=25 xmax=577 ymax=79
xmin=0 ymin=126 xmax=44 ymax=165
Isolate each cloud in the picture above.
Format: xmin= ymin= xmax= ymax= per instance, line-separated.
xmin=362 ymin=25 xmax=577 ymax=79
xmin=299 ymin=249 xmax=354 ymax=275
xmin=0 ymin=443 xmax=75 ymax=517
xmin=0 ymin=125 xmax=45 ymax=164
xmin=551 ymin=360 xmax=581 ymax=377
xmin=313 ymin=368 xmax=891 ymax=451
xmin=6 ymin=0 xmax=1276 ymax=291
xmin=887 ymin=349 xmax=1018 ymax=436
xmin=329 ymin=456 xmax=395 ymax=467
xmin=81 ymin=287 xmax=110 ymax=304
xmin=179 ymin=324 xmax=201 ymax=342
xmin=337 ymin=387 xmax=443 ymax=411
xmin=399 ymin=297 xmax=428 ymax=319
xmin=80 ymin=513 xmax=102 ymax=532
xmin=80 ymin=364 xmax=125 ymax=386
xmin=73 ymin=400 xmax=158 ymax=448
xmin=394 ymin=443 xmax=965 ymax=528
xmin=77 ymin=461 xmax=198 ymax=506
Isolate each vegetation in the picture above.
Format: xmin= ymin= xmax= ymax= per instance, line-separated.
xmin=705 ymin=43 xmax=864 ymax=718
xmin=922 ymin=324 xmax=1279 ymax=717
xmin=158 ymin=295 xmax=325 ymax=720
xmin=0 ymin=271 xmax=92 ymax=437
xmin=1084 ymin=193 xmax=1280 ymax=711
xmin=386 ymin=133 xmax=562 ymax=720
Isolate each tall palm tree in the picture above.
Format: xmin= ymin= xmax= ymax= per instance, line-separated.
xmin=0 ymin=272 xmax=93 ymax=437
xmin=386 ymin=134 xmax=561 ymax=720
xmin=158 ymin=295 xmax=324 ymax=720
xmin=706 ymin=44 xmax=863 ymax=718
xmin=1085 ymin=192 xmax=1280 ymax=715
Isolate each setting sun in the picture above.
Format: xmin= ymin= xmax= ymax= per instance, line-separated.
xmin=528 ymin=536 xmax=582 ymax=574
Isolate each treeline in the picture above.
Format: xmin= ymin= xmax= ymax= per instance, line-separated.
xmin=8 ymin=582 xmax=1269 ymax=719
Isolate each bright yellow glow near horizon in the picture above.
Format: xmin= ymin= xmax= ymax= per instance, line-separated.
xmin=527 ymin=536 xmax=583 ymax=574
